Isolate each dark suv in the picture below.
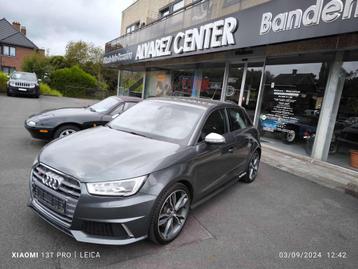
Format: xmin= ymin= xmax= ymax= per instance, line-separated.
xmin=28 ymin=97 xmax=261 ymax=245
xmin=7 ymin=71 xmax=40 ymax=98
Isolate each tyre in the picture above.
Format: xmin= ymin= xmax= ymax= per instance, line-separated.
xmin=241 ymin=150 xmax=260 ymax=183
xmin=149 ymin=183 xmax=191 ymax=244
xmin=284 ymin=129 xmax=296 ymax=143
xmin=54 ymin=124 xmax=80 ymax=139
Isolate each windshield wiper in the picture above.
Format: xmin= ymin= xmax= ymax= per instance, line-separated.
xmin=89 ymin=107 xmax=96 ymax=112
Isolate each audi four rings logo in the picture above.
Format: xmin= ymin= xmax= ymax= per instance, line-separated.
xmin=42 ymin=171 xmax=64 ymax=190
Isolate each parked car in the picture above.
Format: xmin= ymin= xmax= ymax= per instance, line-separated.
xmin=7 ymin=71 xmax=40 ymax=98
xmin=28 ymin=97 xmax=261 ymax=245
xmin=24 ymin=96 xmax=141 ymax=140
xmin=260 ymin=114 xmax=318 ymax=143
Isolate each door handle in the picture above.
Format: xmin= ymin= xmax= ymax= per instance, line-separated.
xmin=227 ymin=147 xmax=234 ymax=153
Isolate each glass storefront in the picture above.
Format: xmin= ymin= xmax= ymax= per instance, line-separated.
xmin=118 ymin=50 xmax=358 ymax=172
xmin=144 ymin=64 xmax=225 ymax=100
xmin=225 ymin=64 xmax=244 ymax=104
xmin=118 ymin=70 xmax=144 ymax=97
xmin=328 ymin=56 xmax=358 ymax=171
xmin=259 ymin=61 xmax=330 ymax=156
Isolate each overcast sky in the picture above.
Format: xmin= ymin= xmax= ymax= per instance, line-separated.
xmin=1 ymin=0 xmax=134 ymax=55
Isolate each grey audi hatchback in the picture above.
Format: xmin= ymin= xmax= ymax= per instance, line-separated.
xmin=28 ymin=97 xmax=261 ymax=245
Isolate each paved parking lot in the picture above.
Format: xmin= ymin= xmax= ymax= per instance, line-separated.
xmin=0 ymin=94 xmax=357 ymax=269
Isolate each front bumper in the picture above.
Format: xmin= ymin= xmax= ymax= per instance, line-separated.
xmin=28 ymin=163 xmax=157 ymax=245
xmin=8 ymin=85 xmax=39 ymax=96
xmin=24 ymin=120 xmax=54 ymax=140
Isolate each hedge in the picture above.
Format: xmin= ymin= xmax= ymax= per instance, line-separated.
xmin=40 ymin=83 xmax=62 ymax=97
xmin=0 ymin=71 xmax=8 ymax=92
xmin=49 ymin=65 xmax=97 ymax=97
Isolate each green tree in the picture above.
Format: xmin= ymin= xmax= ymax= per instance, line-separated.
xmin=65 ymin=41 xmax=108 ymax=89
xmin=21 ymin=52 xmax=51 ymax=79
xmin=49 ymin=55 xmax=68 ymax=70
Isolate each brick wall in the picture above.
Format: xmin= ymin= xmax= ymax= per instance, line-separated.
xmin=1 ymin=46 xmax=37 ymax=71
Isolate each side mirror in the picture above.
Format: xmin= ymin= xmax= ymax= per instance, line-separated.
xmin=111 ymin=113 xmax=120 ymax=119
xmin=204 ymin=133 xmax=226 ymax=144
xmin=38 ymin=79 xmax=42 ymax=82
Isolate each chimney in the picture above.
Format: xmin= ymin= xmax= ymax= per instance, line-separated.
xmin=12 ymin=21 xmax=21 ymax=32
xmin=20 ymin=26 xmax=26 ymax=36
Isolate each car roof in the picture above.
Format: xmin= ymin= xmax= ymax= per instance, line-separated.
xmin=146 ymin=96 xmax=239 ymax=110
xmin=112 ymin=96 xmax=142 ymax=102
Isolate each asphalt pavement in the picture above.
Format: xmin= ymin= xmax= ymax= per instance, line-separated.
xmin=0 ymin=94 xmax=357 ymax=269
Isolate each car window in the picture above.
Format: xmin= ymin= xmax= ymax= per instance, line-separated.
xmin=90 ymin=97 xmax=119 ymax=113
xmin=199 ymin=109 xmax=227 ymax=141
xmin=228 ymin=108 xmax=247 ymax=131
xmin=109 ymin=100 xmax=205 ymax=145
xmin=11 ymin=72 xmax=37 ymax=81
xmin=123 ymin=102 xmax=136 ymax=111
xmin=110 ymin=103 xmax=124 ymax=115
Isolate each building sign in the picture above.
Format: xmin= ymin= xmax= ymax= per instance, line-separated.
xmin=260 ymin=0 xmax=358 ymax=35
xmin=104 ymin=0 xmax=358 ymax=66
xmin=134 ymin=17 xmax=237 ymax=60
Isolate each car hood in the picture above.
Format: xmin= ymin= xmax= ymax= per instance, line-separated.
xmin=29 ymin=107 xmax=94 ymax=121
xmin=39 ymin=126 xmax=183 ymax=182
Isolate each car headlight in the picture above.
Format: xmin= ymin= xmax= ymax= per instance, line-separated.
xmin=27 ymin=120 xmax=36 ymax=127
xmin=9 ymin=81 xmax=16 ymax=87
xmin=86 ymin=176 xmax=147 ymax=196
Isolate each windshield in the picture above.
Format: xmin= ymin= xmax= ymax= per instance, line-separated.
xmin=109 ymin=100 xmax=205 ymax=144
xmin=90 ymin=97 xmax=119 ymax=113
xmin=11 ymin=72 xmax=37 ymax=81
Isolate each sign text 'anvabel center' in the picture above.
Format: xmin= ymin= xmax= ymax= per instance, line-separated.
xmin=135 ymin=17 xmax=238 ymax=60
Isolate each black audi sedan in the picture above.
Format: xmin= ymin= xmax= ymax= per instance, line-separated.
xmin=24 ymin=96 xmax=141 ymax=140
xmin=28 ymin=97 xmax=261 ymax=245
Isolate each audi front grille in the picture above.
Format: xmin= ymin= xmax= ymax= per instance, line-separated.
xmin=31 ymin=163 xmax=81 ymax=228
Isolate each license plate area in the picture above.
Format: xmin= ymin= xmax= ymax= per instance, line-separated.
xmin=33 ymin=186 xmax=66 ymax=214
xmin=18 ymin=88 xmax=27 ymax=91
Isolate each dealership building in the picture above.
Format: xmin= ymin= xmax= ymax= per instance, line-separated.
xmin=104 ymin=0 xmax=358 ymax=172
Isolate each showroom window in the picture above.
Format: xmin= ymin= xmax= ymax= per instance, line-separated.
xmin=118 ymin=70 xmax=144 ymax=97
xmin=225 ymin=62 xmax=264 ymax=121
xmin=327 ymin=52 xmax=358 ymax=171
xmin=259 ymin=60 xmax=330 ymax=156
xmin=144 ymin=64 xmax=224 ymax=99
xmin=225 ymin=64 xmax=245 ymax=104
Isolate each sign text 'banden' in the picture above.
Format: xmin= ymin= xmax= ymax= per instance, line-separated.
xmin=135 ymin=17 xmax=238 ymax=60
xmin=260 ymin=0 xmax=358 ymax=35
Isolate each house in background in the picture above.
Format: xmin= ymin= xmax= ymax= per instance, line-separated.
xmin=0 ymin=18 xmax=43 ymax=74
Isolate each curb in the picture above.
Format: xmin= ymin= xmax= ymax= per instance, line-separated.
xmin=261 ymin=144 xmax=358 ymax=199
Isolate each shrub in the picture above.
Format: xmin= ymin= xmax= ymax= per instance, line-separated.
xmin=50 ymin=65 xmax=98 ymax=97
xmin=0 ymin=71 xmax=8 ymax=92
xmin=22 ymin=52 xmax=51 ymax=79
xmin=39 ymin=83 xmax=62 ymax=97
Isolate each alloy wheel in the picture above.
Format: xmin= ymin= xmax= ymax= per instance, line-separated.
xmin=59 ymin=129 xmax=77 ymax=138
xmin=286 ymin=130 xmax=296 ymax=143
xmin=157 ymin=189 xmax=190 ymax=241
xmin=248 ymin=153 xmax=260 ymax=180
